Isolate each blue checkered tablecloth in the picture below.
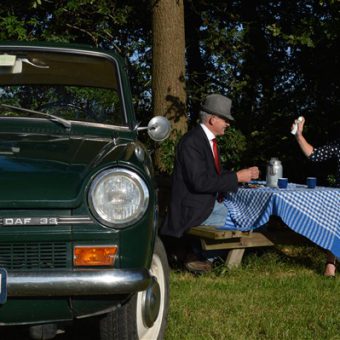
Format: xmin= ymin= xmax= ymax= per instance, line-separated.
xmin=221 ymin=183 xmax=340 ymax=258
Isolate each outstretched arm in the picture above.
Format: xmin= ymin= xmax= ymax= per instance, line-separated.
xmin=293 ymin=117 xmax=314 ymax=157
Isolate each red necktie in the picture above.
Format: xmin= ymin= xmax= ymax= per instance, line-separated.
xmin=212 ymin=138 xmax=221 ymax=174
xmin=212 ymin=138 xmax=224 ymax=202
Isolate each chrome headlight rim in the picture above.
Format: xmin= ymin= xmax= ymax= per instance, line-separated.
xmin=88 ymin=167 xmax=150 ymax=228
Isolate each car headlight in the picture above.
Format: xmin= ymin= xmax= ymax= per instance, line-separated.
xmin=88 ymin=168 xmax=149 ymax=227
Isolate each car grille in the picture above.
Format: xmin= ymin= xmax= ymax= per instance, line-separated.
xmin=0 ymin=242 xmax=70 ymax=270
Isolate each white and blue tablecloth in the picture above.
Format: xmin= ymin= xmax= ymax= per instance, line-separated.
xmin=222 ymin=183 xmax=340 ymax=258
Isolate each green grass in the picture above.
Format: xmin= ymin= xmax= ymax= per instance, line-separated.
xmin=165 ymin=247 xmax=340 ymax=340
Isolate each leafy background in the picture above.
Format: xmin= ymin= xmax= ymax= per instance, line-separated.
xmin=1 ymin=0 xmax=339 ymax=183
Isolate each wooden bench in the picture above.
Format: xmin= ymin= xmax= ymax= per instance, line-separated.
xmin=187 ymin=223 xmax=312 ymax=269
xmin=187 ymin=226 xmax=274 ymax=268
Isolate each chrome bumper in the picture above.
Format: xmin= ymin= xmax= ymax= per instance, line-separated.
xmin=7 ymin=269 xmax=151 ymax=297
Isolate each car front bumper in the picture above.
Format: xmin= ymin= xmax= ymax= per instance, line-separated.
xmin=7 ymin=269 xmax=151 ymax=296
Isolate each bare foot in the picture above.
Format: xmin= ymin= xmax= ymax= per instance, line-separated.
xmin=324 ymin=263 xmax=336 ymax=277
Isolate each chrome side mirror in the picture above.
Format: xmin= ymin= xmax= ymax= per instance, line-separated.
xmin=137 ymin=116 xmax=171 ymax=142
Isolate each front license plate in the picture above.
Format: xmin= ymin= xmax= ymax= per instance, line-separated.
xmin=0 ymin=268 xmax=8 ymax=304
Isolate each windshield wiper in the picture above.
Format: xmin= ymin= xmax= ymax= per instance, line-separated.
xmin=0 ymin=104 xmax=71 ymax=129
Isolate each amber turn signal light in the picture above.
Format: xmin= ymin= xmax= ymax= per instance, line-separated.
xmin=74 ymin=246 xmax=118 ymax=266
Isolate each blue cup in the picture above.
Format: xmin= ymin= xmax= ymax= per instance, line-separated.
xmin=307 ymin=177 xmax=317 ymax=188
xmin=278 ymin=178 xmax=288 ymax=189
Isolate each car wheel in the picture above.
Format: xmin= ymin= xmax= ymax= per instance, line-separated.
xmin=99 ymin=237 xmax=169 ymax=340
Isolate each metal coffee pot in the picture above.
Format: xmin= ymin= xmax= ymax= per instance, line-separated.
xmin=266 ymin=157 xmax=283 ymax=187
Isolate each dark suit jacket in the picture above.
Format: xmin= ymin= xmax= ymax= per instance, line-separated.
xmin=161 ymin=124 xmax=238 ymax=238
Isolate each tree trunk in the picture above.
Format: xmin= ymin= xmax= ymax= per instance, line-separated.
xmin=184 ymin=0 xmax=207 ymax=126
xmin=151 ymin=0 xmax=187 ymax=140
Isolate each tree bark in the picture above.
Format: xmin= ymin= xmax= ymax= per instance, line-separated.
xmin=151 ymin=0 xmax=187 ymax=137
xmin=184 ymin=0 xmax=207 ymax=126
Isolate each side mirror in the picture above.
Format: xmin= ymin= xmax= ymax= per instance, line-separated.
xmin=138 ymin=116 xmax=171 ymax=142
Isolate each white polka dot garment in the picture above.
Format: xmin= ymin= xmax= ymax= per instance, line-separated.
xmin=309 ymin=139 xmax=340 ymax=187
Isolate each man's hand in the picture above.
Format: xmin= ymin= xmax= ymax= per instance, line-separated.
xmin=236 ymin=166 xmax=260 ymax=183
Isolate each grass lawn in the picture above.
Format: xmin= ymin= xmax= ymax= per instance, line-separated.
xmin=165 ymin=246 xmax=339 ymax=340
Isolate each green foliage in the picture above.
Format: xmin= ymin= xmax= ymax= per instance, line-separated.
xmin=327 ymin=174 xmax=337 ymax=187
xmin=217 ymin=127 xmax=247 ymax=169
xmin=0 ymin=0 xmax=338 ymax=180
xmin=266 ymin=23 xmax=315 ymax=47
xmin=32 ymin=0 xmax=42 ymax=9
xmin=156 ymin=130 xmax=182 ymax=174
xmin=0 ymin=16 xmax=27 ymax=40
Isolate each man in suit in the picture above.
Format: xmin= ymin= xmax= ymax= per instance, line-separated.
xmin=161 ymin=94 xmax=259 ymax=273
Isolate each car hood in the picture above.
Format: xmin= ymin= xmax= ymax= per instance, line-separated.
xmin=0 ymin=120 xmax=132 ymax=208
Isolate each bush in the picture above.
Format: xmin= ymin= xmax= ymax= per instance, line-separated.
xmin=217 ymin=126 xmax=247 ymax=169
xmin=156 ymin=127 xmax=247 ymax=175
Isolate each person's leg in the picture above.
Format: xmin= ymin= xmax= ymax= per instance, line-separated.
xmin=174 ymin=200 xmax=229 ymax=274
xmin=195 ymin=200 xmax=229 ymax=261
xmin=161 ymin=234 xmax=212 ymax=273
xmin=161 ymin=235 xmax=190 ymax=264
xmin=201 ymin=200 xmax=228 ymax=227
xmin=324 ymin=251 xmax=336 ymax=277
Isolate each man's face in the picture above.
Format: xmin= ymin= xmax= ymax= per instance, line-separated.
xmin=209 ymin=115 xmax=231 ymax=136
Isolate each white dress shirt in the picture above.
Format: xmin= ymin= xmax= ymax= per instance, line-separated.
xmin=200 ymin=123 xmax=216 ymax=158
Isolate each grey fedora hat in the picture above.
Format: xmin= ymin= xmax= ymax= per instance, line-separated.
xmin=201 ymin=94 xmax=235 ymax=121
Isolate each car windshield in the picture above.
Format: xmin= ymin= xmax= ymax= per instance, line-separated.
xmin=0 ymin=49 xmax=124 ymax=126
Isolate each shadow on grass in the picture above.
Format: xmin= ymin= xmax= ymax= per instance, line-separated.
xmin=210 ymin=245 xmax=326 ymax=277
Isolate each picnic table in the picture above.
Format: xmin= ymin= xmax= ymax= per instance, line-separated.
xmin=188 ymin=183 xmax=340 ymax=267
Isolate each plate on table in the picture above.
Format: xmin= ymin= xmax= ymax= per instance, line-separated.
xmin=242 ymin=182 xmax=265 ymax=189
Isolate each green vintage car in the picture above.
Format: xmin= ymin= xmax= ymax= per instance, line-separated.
xmin=0 ymin=42 xmax=170 ymax=339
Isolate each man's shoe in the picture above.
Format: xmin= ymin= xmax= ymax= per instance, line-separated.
xmin=184 ymin=254 xmax=212 ymax=274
